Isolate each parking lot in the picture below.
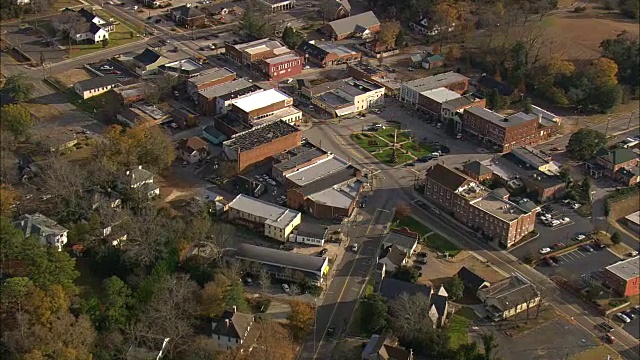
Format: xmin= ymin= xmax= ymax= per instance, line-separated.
xmin=510 ymin=204 xmax=596 ymax=260
xmin=535 ymin=246 xmax=621 ymax=282
xmin=620 ymin=312 xmax=640 ymax=339
xmin=0 ymin=23 xmax=67 ymax=64
xmin=87 ymin=59 xmax=138 ymax=83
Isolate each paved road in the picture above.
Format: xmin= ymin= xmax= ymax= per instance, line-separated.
xmin=300 ymin=104 xmax=640 ymax=360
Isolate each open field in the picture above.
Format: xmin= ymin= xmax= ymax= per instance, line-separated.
xmin=52 ymin=68 xmax=94 ymax=88
xmin=542 ymin=6 xmax=640 ymax=61
xmin=394 ymin=215 xmax=432 ymax=237
xmin=22 ymin=102 xmax=63 ymax=121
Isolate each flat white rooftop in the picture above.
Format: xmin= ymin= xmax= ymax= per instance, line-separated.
xmin=286 ymin=155 xmax=350 ymax=186
xmin=231 ymin=88 xmax=291 ymax=113
xmin=420 ymin=87 xmax=461 ymax=104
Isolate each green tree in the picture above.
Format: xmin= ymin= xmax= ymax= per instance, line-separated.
xmin=1 ymin=73 xmax=34 ymax=101
xmin=360 ymin=293 xmax=388 ymax=334
xmin=239 ymin=0 xmax=271 ymax=38
xmin=281 ymin=26 xmax=304 ymax=49
xmin=0 ymin=103 xmax=33 ymax=137
xmin=566 ymin=128 xmax=607 ymax=161
xmin=392 ymin=265 xmax=419 ymax=283
xmin=444 ymin=276 xmax=464 ymax=301
xmin=600 ymin=32 xmax=639 ymax=88
xmin=101 ymin=276 xmax=133 ymax=330
xmin=102 ymin=38 xmax=109 ymax=48
xmin=611 ymin=232 xmax=621 ymax=244
xmin=523 ymin=97 xmax=533 ymax=114
xmin=486 ymin=88 xmax=500 ymax=110
xmin=481 ymin=332 xmax=499 ymax=360
xmin=618 ymin=0 xmax=639 ymax=19
xmin=223 ymin=279 xmax=249 ymax=313
xmin=395 ymin=28 xmax=405 ymax=48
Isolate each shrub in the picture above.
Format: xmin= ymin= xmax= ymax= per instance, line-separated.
xmin=573 ymin=6 xmax=587 ymax=12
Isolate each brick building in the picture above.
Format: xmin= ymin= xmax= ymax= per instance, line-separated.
xmin=254 ymin=53 xmax=304 ymax=81
xmin=586 ymin=147 xmax=639 ymax=186
xmin=187 ymin=67 xmax=236 ymax=100
xmin=399 ymin=72 xmax=469 ymax=106
xmin=441 ymin=96 xmax=486 ymax=133
xmin=222 ymin=120 xmax=301 ymax=172
xmin=230 ymin=88 xmax=294 ymax=122
xmin=462 ymin=107 xmax=558 ymax=153
xmin=271 ymin=142 xmax=330 ymax=183
xmin=603 ymin=256 xmax=640 ymax=297
xmin=225 ymin=38 xmax=291 ymax=66
xmin=461 ymin=161 xmax=493 ymax=182
xmin=296 ymin=41 xmax=361 ymax=68
xmin=197 ymin=79 xmax=259 ymax=115
xmin=170 ymin=5 xmax=205 ymax=28
xmin=424 ymin=164 xmax=537 ymax=248
xmin=321 ymin=11 xmax=380 ymax=40
xmin=346 ymin=62 xmax=402 ymax=96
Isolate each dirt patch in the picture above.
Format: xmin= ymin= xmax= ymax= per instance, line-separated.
xmin=543 ymin=7 xmax=640 ymax=61
xmin=52 ymin=68 xmax=94 ymax=89
xmin=607 ymin=193 xmax=640 ymax=221
xmin=416 ymin=245 xmax=506 ymax=287
xmin=22 ymin=102 xmax=62 ymax=121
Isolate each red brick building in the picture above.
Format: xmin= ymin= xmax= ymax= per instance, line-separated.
xmin=254 ymin=53 xmax=304 ymax=81
xmin=462 ymin=107 xmax=558 ymax=153
xmin=603 ymin=256 xmax=640 ymax=297
xmin=222 ymin=120 xmax=301 ymax=172
xmin=461 ymin=161 xmax=493 ymax=182
xmin=296 ymin=41 xmax=361 ymax=68
xmin=424 ymin=164 xmax=537 ymax=248
xmin=186 ymin=67 xmax=236 ymax=99
xmin=586 ymin=147 xmax=639 ymax=186
xmin=225 ymin=38 xmax=291 ymax=66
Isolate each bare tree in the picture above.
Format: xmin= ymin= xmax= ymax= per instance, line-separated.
xmin=200 ymin=222 xmax=235 ymax=264
xmin=389 ymin=292 xmax=432 ymax=340
xmin=258 ymin=269 xmax=271 ymax=295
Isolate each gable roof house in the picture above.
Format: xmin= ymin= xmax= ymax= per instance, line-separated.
xmin=322 ymin=0 xmax=351 ymax=21
xmin=361 ymin=333 xmax=413 ymax=360
xmin=74 ymin=75 xmax=121 ymax=99
xmin=378 ymin=245 xmax=408 ymax=273
xmin=15 ymin=213 xmax=69 ymax=251
xmin=461 ymin=160 xmax=493 ymax=182
xmin=178 ymin=136 xmax=209 ymax=164
xmin=382 ymin=228 xmax=418 ymax=256
xmin=170 ymin=5 xmax=205 ymax=27
xmin=133 ymin=48 xmax=170 ymax=76
xmin=124 ymin=165 xmax=160 ymax=199
xmin=378 ymin=277 xmax=449 ymax=329
xmin=456 ymin=266 xmax=491 ymax=292
xmin=477 ymin=275 xmax=540 ymax=321
xmin=409 ymin=16 xmax=455 ymax=36
xmin=53 ymin=8 xmax=113 ymax=43
xmin=211 ymin=307 xmax=255 ymax=351
xmin=321 ymin=11 xmax=380 ymax=40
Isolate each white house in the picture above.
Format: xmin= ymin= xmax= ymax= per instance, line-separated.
xmin=377 ymin=244 xmax=408 ymax=273
xmin=14 ymin=213 xmax=69 ymax=251
xmin=125 ymin=165 xmax=160 ymax=198
xmin=289 ymin=223 xmax=328 ymax=246
xmin=178 ymin=136 xmax=209 ymax=164
xmin=74 ymin=75 xmax=121 ymax=99
xmin=55 ymin=8 xmax=114 ymax=43
xmin=211 ymin=307 xmax=255 ymax=351
xmin=228 ymin=194 xmax=302 ymax=242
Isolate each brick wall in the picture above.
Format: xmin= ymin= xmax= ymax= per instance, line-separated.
xmin=237 ymin=131 xmax=302 ymax=172
xmin=195 ymin=73 xmax=236 ymax=92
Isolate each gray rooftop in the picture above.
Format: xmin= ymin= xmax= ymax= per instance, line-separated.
xmin=297 ymin=166 xmax=359 ymax=196
xmin=75 ymin=75 xmax=121 ymax=92
xmin=478 ymin=275 xmax=539 ymax=312
xmin=262 ymin=53 xmax=302 ymax=64
xmin=188 ymin=67 xmax=235 ymax=86
xmin=510 ymin=146 xmax=551 ymax=169
xmin=223 ymin=120 xmax=299 ymax=152
xmin=273 ymin=143 xmax=328 ymax=172
xmin=228 ymin=194 xmax=300 ymax=229
xmin=383 ymin=230 xmax=418 ymax=253
xmin=605 ymin=256 xmax=640 ymax=280
xmin=443 ymin=95 xmax=475 ymax=109
xmin=307 ymin=180 xmax=361 ymax=209
xmin=199 ymin=79 xmax=254 ymax=99
xmin=317 ymin=92 xmax=352 ymax=108
xmin=217 ymin=84 xmax=263 ymax=102
xmin=234 ymin=243 xmax=327 ymax=273
xmin=327 ymin=11 xmax=380 ymax=36
xmin=318 ymin=43 xmax=358 ymax=57
xmin=404 ymin=71 xmax=469 ymax=92
xmin=464 ymin=106 xmax=505 ymax=124
xmin=296 ymin=222 xmax=328 ymax=238
xmin=286 ymin=155 xmax=351 ymax=186
xmin=15 ymin=213 xmax=68 ymax=238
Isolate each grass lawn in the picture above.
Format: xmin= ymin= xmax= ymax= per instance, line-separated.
xmin=71 ymin=92 xmax=111 ymax=114
xmin=426 ymin=233 xmax=461 ymax=256
xmin=568 ymin=345 xmax=620 ymax=360
xmin=401 ymin=141 xmax=432 ymax=158
xmin=455 ymin=306 xmax=480 ymax=321
xmin=350 ymin=133 xmax=386 ymax=153
xmin=373 ymin=148 xmax=413 ymax=165
xmin=30 ymin=20 xmax=56 ymax=37
xmin=69 ymin=10 xmax=141 ymax=58
xmin=447 ymin=315 xmax=470 ymax=349
xmin=394 ymin=215 xmax=432 ymax=237
xmin=376 ymin=127 xmax=409 ymax=143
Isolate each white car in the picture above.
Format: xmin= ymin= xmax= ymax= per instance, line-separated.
xmin=561 ymin=217 xmax=570 ymax=224
xmin=351 ymin=243 xmax=358 ymax=252
xmin=539 ymin=247 xmax=552 ymax=254
xmin=616 ymin=313 xmax=631 ymax=323
xmin=100 ymin=65 xmax=113 ymax=70
xmin=574 ymin=234 xmax=586 ymax=241
xmin=571 ymin=203 xmax=581 ymax=209
xmin=282 ymin=283 xmax=290 ymax=294
xmin=551 ymin=219 xmax=561 ymax=227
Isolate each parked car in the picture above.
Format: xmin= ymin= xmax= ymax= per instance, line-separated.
xmin=574 ymin=234 xmax=586 ymax=241
xmin=412 ymin=265 xmax=422 ymax=271
xmin=243 ymin=277 xmax=253 ymax=286
xmin=571 ymin=203 xmax=581 ymax=209
xmin=318 ymin=248 xmax=328 ymax=257
xmin=539 ymin=247 xmax=552 ymax=254
xmin=417 ymin=252 xmax=428 ymax=257
xmin=281 ymin=283 xmax=290 ymax=294
xmin=415 ymin=258 xmax=427 ymax=265
xmin=582 ymin=245 xmax=594 ymax=252
xmin=616 ymin=313 xmax=631 ymax=323
xmin=553 ymin=243 xmax=565 ymax=249
xmin=629 ymin=251 xmax=639 ymax=257
xmin=605 ymin=333 xmax=616 ymax=344
xmin=549 ymin=255 xmax=560 ymax=264
xmin=623 ymin=310 xmax=636 ymax=320
xmin=351 ymin=243 xmax=358 ymax=252
xmin=326 ymin=326 xmax=335 ymax=337
xmin=633 ymin=305 xmax=640 ymax=313
xmin=545 ymin=257 xmax=558 ymax=267
xmin=599 ymin=322 xmax=615 ymax=333
xmin=551 ymin=219 xmax=561 ymax=227
xmin=100 ymin=65 xmax=113 ymax=70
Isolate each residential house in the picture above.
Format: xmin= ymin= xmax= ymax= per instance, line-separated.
xmin=170 ymin=5 xmax=205 ymax=27
xmin=382 ymin=229 xmax=418 ymax=256
xmin=322 ymin=0 xmax=351 ymax=21
xmin=603 ymin=256 xmax=640 ymax=297
xmin=88 ymin=188 xmax=122 ymax=210
xmin=321 ymin=11 xmax=380 ymax=40
xmin=36 ymin=127 xmax=78 ymax=152
xmin=211 ymin=307 xmax=255 ymax=351
xmin=74 ymin=75 xmax=121 ymax=99
xmin=424 ymin=163 xmax=538 ymax=248
xmin=361 ymin=333 xmax=413 ymax=360
xmin=132 ymin=48 xmax=170 ymax=76
xmin=422 ymin=53 xmax=445 ymax=69
xmin=227 ymin=194 xmax=302 ymax=242
xmin=234 ymin=243 xmax=329 ymax=284
xmin=290 ymin=222 xmax=328 ymax=246
xmin=15 ymin=213 xmax=68 ymax=251
xmin=113 ymin=83 xmax=154 ymax=105
xmin=178 ymin=136 xmax=209 ymax=163
xmin=586 ymin=147 xmax=639 ymax=185
xmin=409 ymin=16 xmax=454 ymax=36
xmin=54 ymin=8 xmax=113 ymax=43
xmin=377 ymin=277 xmax=449 ymax=328
xmin=200 ymin=1 xmax=246 ymax=16
xmin=477 ymin=275 xmax=540 ymax=321
xmin=461 ymin=161 xmax=493 ymax=182
xmin=456 ymin=266 xmax=491 ymax=292
xmin=378 ymin=245 xmax=408 ymax=273
xmin=125 ymin=165 xmax=160 ymax=198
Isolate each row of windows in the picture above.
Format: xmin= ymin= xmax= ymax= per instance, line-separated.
xmin=274 ymin=60 xmax=301 ymax=71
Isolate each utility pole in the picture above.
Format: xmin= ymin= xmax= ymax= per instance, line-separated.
xmin=626 ymin=111 xmax=636 ymax=129
xmin=604 ymin=116 xmax=612 ymax=137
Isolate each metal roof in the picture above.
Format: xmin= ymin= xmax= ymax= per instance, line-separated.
xmin=228 ymin=194 xmax=300 ymax=229
xmin=326 ymin=11 xmax=379 ymax=36
xmin=234 ymin=243 xmax=328 ymax=273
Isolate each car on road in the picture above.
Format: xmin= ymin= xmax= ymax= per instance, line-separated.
xmin=629 ymin=251 xmax=639 ymax=257
xmin=181 ymin=161 xmax=188 ymax=167
xmin=550 ymin=147 xmax=564 ymax=152
xmin=351 ymin=243 xmax=358 ymax=252
xmin=616 ymin=313 xmax=631 ymax=323
xmin=110 ymin=70 xmax=122 ymax=75
xmin=326 ymin=326 xmax=335 ymax=337
xmin=318 ymin=248 xmax=328 ymax=257
xmin=599 ymin=322 xmax=614 ymax=333
xmin=539 ymin=247 xmax=552 ymax=254
xmin=582 ymin=244 xmax=594 ymax=252
xmin=281 ymin=283 xmax=290 ymax=294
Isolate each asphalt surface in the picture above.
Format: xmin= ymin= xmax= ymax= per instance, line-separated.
xmin=535 ymin=247 xmax=621 ymax=282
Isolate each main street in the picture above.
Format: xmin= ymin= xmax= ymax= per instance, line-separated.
xmin=300 ymin=106 xmax=640 ymax=360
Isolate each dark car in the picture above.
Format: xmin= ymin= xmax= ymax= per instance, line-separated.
xmin=326 ymin=326 xmax=335 ymax=337
xmin=549 ymin=256 xmax=560 ymax=264
xmin=318 ymin=248 xmax=328 ymax=257
xmin=599 ymin=322 xmax=614 ymax=333
xmin=582 ymin=245 xmax=594 ymax=252
xmin=415 ymin=258 xmax=427 ymax=265
xmin=412 ymin=265 xmax=422 ymax=271
xmin=623 ymin=310 xmax=637 ymax=320
xmin=405 ymin=162 xmax=415 ymax=167
xmin=417 ymin=157 xmax=429 ymax=163
xmin=545 ymin=257 xmax=558 ymax=267
xmin=439 ymin=145 xmax=451 ymax=154
xmin=553 ymin=242 xmax=565 ymax=249
xmin=417 ymin=252 xmax=428 ymax=257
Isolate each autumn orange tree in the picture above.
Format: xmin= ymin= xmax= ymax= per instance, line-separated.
xmin=96 ymin=122 xmax=176 ymax=173
xmin=287 ymin=300 xmax=315 ymax=340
